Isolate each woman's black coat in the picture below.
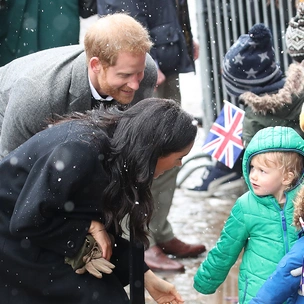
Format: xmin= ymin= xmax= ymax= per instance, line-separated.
xmin=0 ymin=121 xmax=139 ymax=303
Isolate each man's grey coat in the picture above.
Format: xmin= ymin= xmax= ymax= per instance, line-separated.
xmin=0 ymin=44 xmax=157 ymax=158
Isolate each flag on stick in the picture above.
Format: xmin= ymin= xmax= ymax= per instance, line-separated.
xmin=202 ymin=101 xmax=245 ymax=169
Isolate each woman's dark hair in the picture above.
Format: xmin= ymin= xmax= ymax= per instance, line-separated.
xmin=52 ymin=98 xmax=197 ymax=247
xmin=104 ymin=98 xmax=197 ymax=247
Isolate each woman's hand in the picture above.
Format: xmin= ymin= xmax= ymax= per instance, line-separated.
xmin=88 ymin=220 xmax=112 ymax=260
xmin=144 ymin=270 xmax=184 ymax=304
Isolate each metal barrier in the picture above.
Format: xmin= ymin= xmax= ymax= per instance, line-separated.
xmin=195 ymin=0 xmax=297 ymax=133
xmin=176 ymin=1 xmax=298 ymax=188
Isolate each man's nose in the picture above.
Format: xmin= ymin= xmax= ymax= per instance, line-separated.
xmin=127 ymin=75 xmax=141 ymax=91
xmin=128 ymin=72 xmax=144 ymax=91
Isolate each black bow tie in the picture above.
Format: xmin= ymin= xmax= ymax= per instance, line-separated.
xmin=91 ymin=95 xmax=131 ymax=111
xmin=91 ymin=95 xmax=120 ymax=110
xmin=91 ymin=95 xmax=112 ymax=109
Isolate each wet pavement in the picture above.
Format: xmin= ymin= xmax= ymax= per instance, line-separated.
xmin=144 ymin=192 xmax=240 ymax=304
xmin=143 ymin=127 xmax=245 ymax=304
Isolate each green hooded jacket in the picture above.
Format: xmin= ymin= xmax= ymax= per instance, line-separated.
xmin=194 ymin=126 xmax=304 ymax=304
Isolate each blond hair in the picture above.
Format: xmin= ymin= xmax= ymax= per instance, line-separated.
xmin=293 ymin=184 xmax=304 ymax=229
xmin=253 ymin=151 xmax=303 ymax=188
xmin=84 ymin=13 xmax=153 ymax=66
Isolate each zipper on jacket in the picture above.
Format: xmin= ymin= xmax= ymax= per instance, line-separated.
xmin=281 ymin=211 xmax=287 ymax=230
xmin=271 ymin=197 xmax=289 ymax=254
xmin=280 ymin=210 xmax=289 ymax=254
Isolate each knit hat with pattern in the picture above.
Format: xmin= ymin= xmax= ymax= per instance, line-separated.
xmin=222 ymin=23 xmax=284 ymax=97
xmin=286 ymin=3 xmax=304 ymax=59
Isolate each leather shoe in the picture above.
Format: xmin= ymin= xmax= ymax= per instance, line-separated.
xmin=158 ymin=237 xmax=206 ymax=258
xmin=144 ymin=245 xmax=185 ymax=272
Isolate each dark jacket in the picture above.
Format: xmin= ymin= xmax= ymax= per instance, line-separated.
xmin=97 ymin=0 xmax=195 ymax=75
xmin=0 ymin=0 xmax=81 ymax=66
xmin=0 ymin=120 xmax=148 ymax=303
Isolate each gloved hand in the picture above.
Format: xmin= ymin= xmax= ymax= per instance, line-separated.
xmin=75 ymin=240 xmax=115 ymax=278
xmin=65 ymin=234 xmax=115 ymax=279
xmin=290 ymin=266 xmax=303 ymax=296
xmin=65 ymin=235 xmax=95 ymax=270
xmin=291 ymin=267 xmax=302 ymax=277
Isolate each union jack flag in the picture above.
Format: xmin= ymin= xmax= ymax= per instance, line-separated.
xmin=202 ymin=101 xmax=245 ymax=169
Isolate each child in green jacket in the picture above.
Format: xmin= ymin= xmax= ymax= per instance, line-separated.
xmin=194 ymin=126 xmax=304 ymax=303
xmin=249 ymin=183 xmax=304 ymax=303
xmin=189 ymin=21 xmax=304 ymax=196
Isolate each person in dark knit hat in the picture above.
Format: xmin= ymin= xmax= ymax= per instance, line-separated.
xmin=222 ymin=23 xmax=284 ymax=98
xmin=188 ymin=22 xmax=304 ymax=196
xmin=286 ymin=2 xmax=304 ymax=62
xmin=288 ymin=2 xmax=304 ymax=172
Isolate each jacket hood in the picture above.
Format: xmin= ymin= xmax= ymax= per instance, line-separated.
xmin=239 ymin=61 xmax=304 ymax=115
xmin=242 ymin=126 xmax=304 ymax=194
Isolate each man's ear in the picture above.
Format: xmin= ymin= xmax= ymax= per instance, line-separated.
xmin=89 ymin=57 xmax=102 ymax=74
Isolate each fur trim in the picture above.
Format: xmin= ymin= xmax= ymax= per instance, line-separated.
xmin=240 ymin=61 xmax=304 ymax=115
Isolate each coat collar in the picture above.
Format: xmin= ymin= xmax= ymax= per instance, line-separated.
xmin=68 ymin=51 xmax=91 ymax=112
xmin=239 ymin=61 xmax=304 ymax=115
